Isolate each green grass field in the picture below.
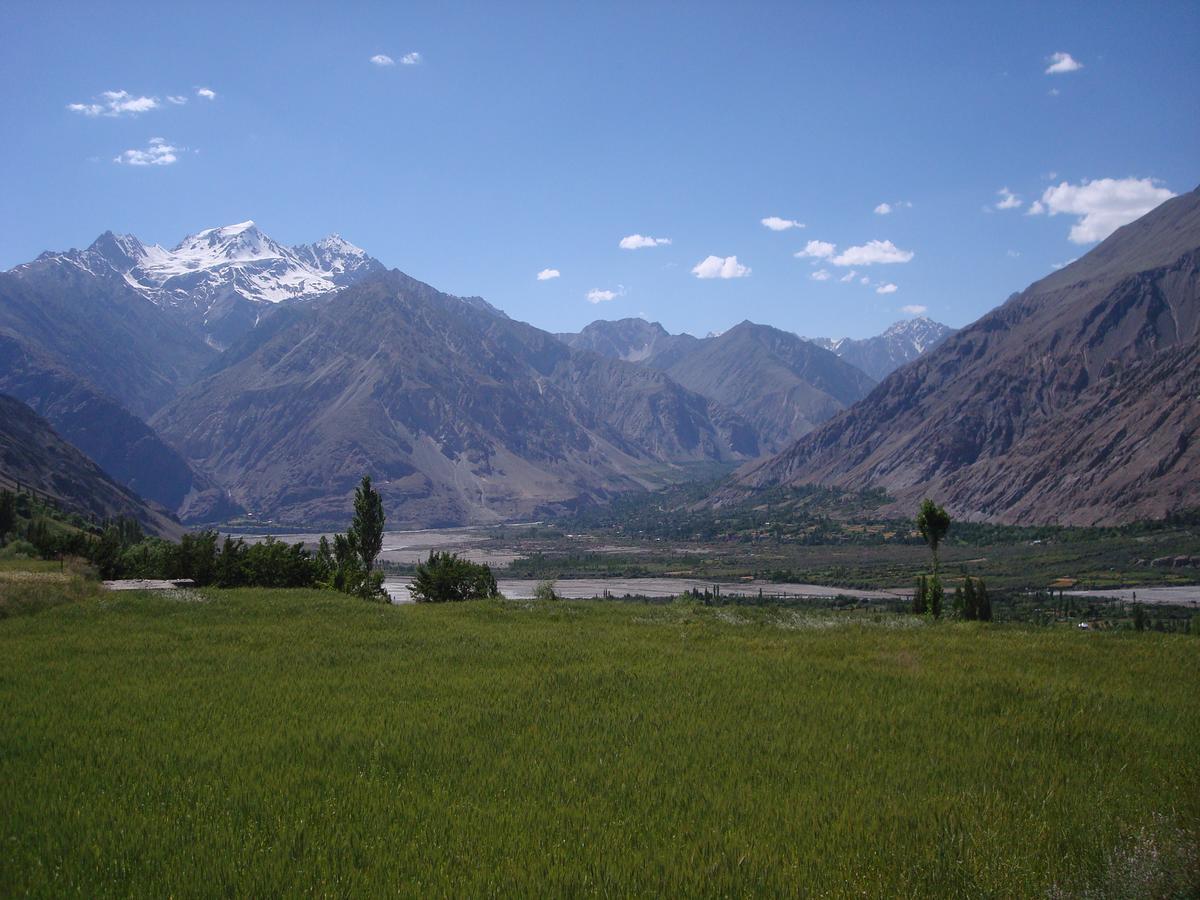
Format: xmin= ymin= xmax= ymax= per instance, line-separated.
xmin=2 ymin=588 xmax=1198 ymax=896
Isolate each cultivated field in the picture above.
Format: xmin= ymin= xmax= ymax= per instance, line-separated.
xmin=1 ymin=588 xmax=1197 ymax=896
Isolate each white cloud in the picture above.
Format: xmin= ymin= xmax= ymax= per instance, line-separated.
xmin=839 ymin=270 xmax=857 ymax=283
xmin=370 ymin=54 xmax=395 ymax=66
xmin=401 ymin=52 xmax=422 ymax=65
xmin=810 ymin=269 xmax=831 ymax=281
xmin=166 ymin=95 xmax=187 ymax=105
xmin=1052 ymin=258 xmax=1078 ymax=270
xmin=995 ymin=187 xmax=1022 ymax=210
xmin=1048 ymin=87 xmax=1061 ymax=97
xmin=536 ymin=268 xmax=560 ymax=281
xmin=795 ymin=239 xmax=836 ymax=259
xmin=761 ymin=216 xmax=804 ymax=231
xmin=619 ymin=234 xmax=672 ymax=249
xmin=68 ymin=89 xmax=159 ymax=117
xmin=691 ymin=255 xmax=750 ymax=279
xmin=875 ymin=283 xmax=899 ymax=295
xmin=1035 ymin=177 xmax=1176 ymax=243
xmin=587 ymin=286 xmax=623 ymax=303
xmin=1026 ymin=200 xmax=1045 ymax=216
xmin=874 ymin=203 xmax=892 ymax=215
xmin=860 ymin=276 xmax=870 ymax=285
xmin=1006 ymin=249 xmax=1021 ymax=258
xmin=900 ymin=304 xmax=927 ymax=315
xmin=196 ymin=87 xmax=216 ymax=100
xmin=831 ymin=239 xmax=914 ymax=267
xmin=1045 ymin=52 xmax=1083 ymax=75
xmin=113 ymin=137 xmax=181 ymax=167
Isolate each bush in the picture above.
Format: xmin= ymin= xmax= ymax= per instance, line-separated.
xmin=0 ymin=540 xmax=37 ymax=560
xmin=410 ymin=552 xmax=502 ymax=603
xmin=533 ymin=580 xmax=559 ymax=601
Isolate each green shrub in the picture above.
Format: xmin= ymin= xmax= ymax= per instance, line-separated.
xmin=534 ymin=579 xmax=559 ymax=601
xmin=410 ymin=551 xmax=501 ymax=602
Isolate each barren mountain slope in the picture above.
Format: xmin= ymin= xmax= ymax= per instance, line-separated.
xmin=723 ymin=187 xmax=1200 ymax=525
xmin=153 ymin=271 xmax=759 ymax=527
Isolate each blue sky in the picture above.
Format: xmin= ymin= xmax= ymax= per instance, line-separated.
xmin=2 ymin=1 xmax=1197 ymax=339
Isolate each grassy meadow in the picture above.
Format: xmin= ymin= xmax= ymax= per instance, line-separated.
xmin=1 ymin=585 xmax=1198 ymax=896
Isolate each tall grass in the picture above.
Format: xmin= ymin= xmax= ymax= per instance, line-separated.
xmin=1 ymin=591 xmax=1197 ymax=896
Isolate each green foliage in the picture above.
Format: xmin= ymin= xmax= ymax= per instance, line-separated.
xmin=927 ymin=574 xmax=944 ymax=619
xmin=0 ymin=490 xmax=16 ymax=542
xmin=410 ymin=551 xmax=501 ymax=602
xmin=1 ymin=594 xmax=1197 ymax=895
xmin=347 ymin=475 xmax=385 ymax=572
xmin=916 ymin=498 xmax=951 ymax=572
xmin=912 ymin=575 xmax=927 ymax=615
xmin=533 ymin=579 xmax=559 ymax=601
xmin=1133 ymin=603 xmax=1149 ymax=632
xmin=323 ymin=475 xmax=387 ymax=601
xmin=0 ymin=540 xmax=37 ymax=560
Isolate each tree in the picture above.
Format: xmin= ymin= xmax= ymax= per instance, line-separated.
xmin=912 ymin=575 xmax=928 ymax=615
xmin=916 ymin=498 xmax=951 ymax=574
xmin=927 ymin=574 xmax=944 ymax=619
xmin=0 ymin=490 xmax=15 ymax=543
xmin=347 ymin=475 xmax=385 ymax=573
xmin=975 ymin=578 xmax=992 ymax=622
xmin=962 ymin=577 xmax=977 ymax=620
xmin=410 ymin=551 xmax=501 ymax=602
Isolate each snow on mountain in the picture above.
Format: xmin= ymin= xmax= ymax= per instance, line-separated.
xmin=28 ymin=221 xmax=383 ymax=309
xmin=15 ymin=221 xmax=386 ymax=347
xmin=804 ymin=317 xmax=955 ymax=380
xmin=122 ymin=221 xmax=383 ymax=305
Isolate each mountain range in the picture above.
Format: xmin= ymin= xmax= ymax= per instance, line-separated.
xmin=150 ymin=271 xmax=758 ymax=527
xmin=3 ymin=191 xmax=1193 ymax=530
xmin=722 ymin=186 xmax=1200 ymax=525
xmin=805 ymin=317 xmax=955 ymax=381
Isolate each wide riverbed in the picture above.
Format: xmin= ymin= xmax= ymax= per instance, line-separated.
xmin=384 ymin=576 xmax=910 ymax=604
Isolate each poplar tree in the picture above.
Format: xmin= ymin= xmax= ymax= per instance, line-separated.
xmin=348 ymin=475 xmax=385 ymax=572
xmin=916 ymin=499 xmax=951 ymax=574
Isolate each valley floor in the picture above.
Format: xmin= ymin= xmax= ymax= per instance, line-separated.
xmin=1 ymin=586 xmax=1197 ymax=896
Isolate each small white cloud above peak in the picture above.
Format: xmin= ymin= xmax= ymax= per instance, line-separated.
xmin=874 ymin=203 xmax=893 ymax=215
xmin=619 ymin=234 xmax=671 ymax=249
xmin=795 ymin=240 xmax=836 ymax=259
xmin=761 ymin=216 xmax=804 ymax=231
xmin=196 ymin=87 xmax=216 ymax=100
xmin=401 ymin=52 xmax=422 ymax=65
xmin=900 ymin=304 xmax=927 ymax=315
xmin=587 ymin=286 xmax=623 ymax=303
xmin=839 ymin=270 xmax=857 ymax=283
xmin=874 ymin=200 xmax=912 ymax=215
xmin=810 ymin=269 xmax=831 ymax=281
xmin=69 ymin=89 xmax=159 ymax=117
xmin=113 ymin=137 xmax=181 ymax=166
xmin=692 ymin=255 xmax=750 ymax=279
xmin=370 ymin=54 xmax=396 ymax=66
xmin=537 ymin=268 xmax=561 ymax=281
xmin=167 ymin=95 xmax=187 ymax=105
xmin=832 ymin=240 xmax=913 ymax=267
xmin=875 ymin=283 xmax=899 ymax=294
xmin=1045 ymin=52 xmax=1083 ymax=75
xmin=995 ymin=187 xmax=1022 ymax=210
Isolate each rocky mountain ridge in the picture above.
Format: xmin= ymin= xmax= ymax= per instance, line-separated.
xmin=722 ymin=187 xmax=1200 ymax=525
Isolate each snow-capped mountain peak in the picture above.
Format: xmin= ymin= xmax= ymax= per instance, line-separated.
xmin=19 ymin=221 xmax=386 ymax=348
